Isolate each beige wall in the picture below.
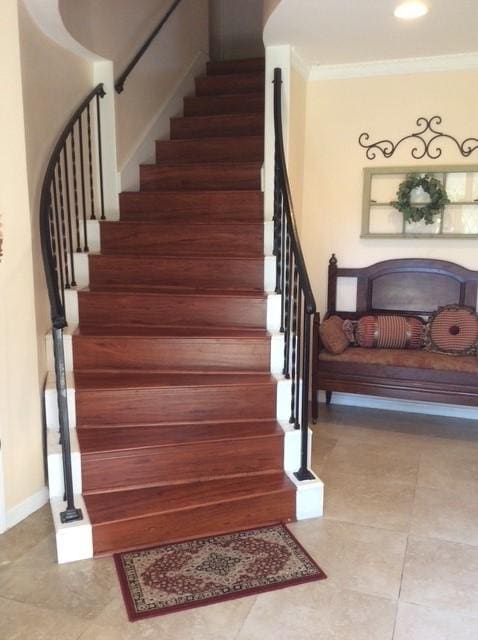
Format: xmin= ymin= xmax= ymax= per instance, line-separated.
xmin=263 ymin=0 xmax=281 ymax=25
xmin=18 ymin=0 xmax=93 ymax=356
xmin=59 ymin=0 xmax=169 ymax=72
xmin=0 ymin=0 xmax=45 ymax=512
xmin=299 ymin=69 xmax=478 ymax=315
xmin=61 ymin=0 xmax=209 ymax=169
xmin=287 ymin=65 xmax=307 ymax=231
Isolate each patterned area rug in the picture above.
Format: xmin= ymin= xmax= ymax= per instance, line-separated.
xmin=114 ymin=524 xmax=327 ymax=621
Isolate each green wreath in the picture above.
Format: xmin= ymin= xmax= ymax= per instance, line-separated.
xmin=391 ymin=173 xmax=450 ymax=225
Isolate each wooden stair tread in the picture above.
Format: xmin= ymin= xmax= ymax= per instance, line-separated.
xmin=78 ymin=421 xmax=283 ymax=455
xmin=183 ymin=94 xmax=264 ymax=117
xmin=206 ymin=58 xmax=265 ymax=75
xmin=119 ymin=188 xmax=263 ymax=197
xmin=140 ymin=160 xmax=262 ymax=169
xmin=155 ymin=135 xmax=264 ymax=146
xmin=84 ymin=473 xmax=293 ymax=524
xmin=81 ymin=286 xmax=267 ymax=298
xmin=171 ymin=113 xmax=263 ymax=126
xmin=100 ymin=220 xmax=264 ymax=227
xmin=155 ymin=136 xmax=264 ymax=164
xmin=74 ymin=325 xmax=269 ymax=337
xmin=74 ymin=370 xmax=276 ymax=391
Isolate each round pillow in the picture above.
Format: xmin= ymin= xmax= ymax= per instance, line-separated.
xmin=426 ymin=305 xmax=478 ymax=355
xmin=356 ymin=315 xmax=424 ymax=350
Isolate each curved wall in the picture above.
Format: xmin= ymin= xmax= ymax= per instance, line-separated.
xmin=60 ymin=0 xmax=209 ymax=169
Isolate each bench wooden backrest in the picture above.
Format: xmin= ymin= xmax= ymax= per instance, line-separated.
xmin=327 ymin=254 xmax=478 ymax=319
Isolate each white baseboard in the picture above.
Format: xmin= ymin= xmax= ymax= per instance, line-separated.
xmin=120 ymin=50 xmax=209 ymax=192
xmin=319 ymin=391 xmax=478 ymax=421
xmin=5 ymin=486 xmax=49 ymax=530
xmin=0 ymin=448 xmax=6 ymax=534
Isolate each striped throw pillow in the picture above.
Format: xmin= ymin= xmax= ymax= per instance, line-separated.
xmin=426 ymin=305 xmax=478 ymax=355
xmin=356 ymin=315 xmax=424 ymax=350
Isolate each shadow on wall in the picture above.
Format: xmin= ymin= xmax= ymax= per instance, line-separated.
xmin=209 ymin=0 xmax=264 ymax=60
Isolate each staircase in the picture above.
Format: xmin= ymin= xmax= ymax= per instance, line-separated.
xmin=72 ymin=57 xmax=296 ymax=555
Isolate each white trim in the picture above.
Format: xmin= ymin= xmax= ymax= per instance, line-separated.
xmin=0 ymin=448 xmax=6 ymax=534
xmin=5 ymin=487 xmax=49 ymax=530
xmin=266 ymin=293 xmax=281 ymax=332
xmin=319 ymin=391 xmax=478 ymax=421
xmin=119 ymin=50 xmax=209 ymax=191
xmin=72 ymin=252 xmax=89 ymax=289
xmin=291 ymin=48 xmax=310 ymax=81
xmin=308 ymin=52 xmax=478 ymax=81
xmin=45 ymin=371 xmax=76 ymax=430
xmin=50 ymin=495 xmax=93 ymax=563
xmin=286 ymin=470 xmax=324 ymax=520
xmin=47 ymin=429 xmax=82 ymax=498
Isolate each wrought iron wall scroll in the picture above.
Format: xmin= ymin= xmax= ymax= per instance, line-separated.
xmin=359 ymin=116 xmax=478 ymax=160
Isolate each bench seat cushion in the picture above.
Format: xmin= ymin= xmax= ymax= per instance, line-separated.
xmin=319 ymin=347 xmax=478 ymax=374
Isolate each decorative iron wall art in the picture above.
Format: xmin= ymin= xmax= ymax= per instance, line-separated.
xmin=359 ymin=116 xmax=478 ymax=160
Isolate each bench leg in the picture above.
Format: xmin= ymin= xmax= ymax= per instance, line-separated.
xmin=326 ymin=390 xmax=333 ymax=405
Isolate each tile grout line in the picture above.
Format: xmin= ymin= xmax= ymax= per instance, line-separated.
xmin=232 ymin=595 xmax=258 ymax=640
xmin=391 ymin=449 xmax=421 ymax=639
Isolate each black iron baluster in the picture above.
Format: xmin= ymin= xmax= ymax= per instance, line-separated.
xmin=280 ymin=197 xmax=287 ymax=332
xmin=295 ymin=310 xmax=315 ymax=481
xmin=48 ymin=193 xmax=62 ymax=309
xmin=294 ymin=287 xmax=303 ymax=431
xmin=78 ymin=111 xmax=89 ymax=251
xmin=289 ymin=265 xmax=299 ymax=424
xmin=57 ymin=156 xmax=71 ymax=288
xmin=273 ymin=147 xmax=282 ymax=294
xmin=62 ymin=146 xmax=76 ymax=287
xmin=282 ymin=231 xmax=291 ymax=375
xmin=95 ymin=92 xmax=106 ymax=220
xmin=52 ymin=170 xmax=66 ymax=295
xmin=70 ymin=123 xmax=82 ymax=252
xmin=52 ymin=326 xmax=82 ymax=523
xmin=86 ymin=103 xmax=96 ymax=221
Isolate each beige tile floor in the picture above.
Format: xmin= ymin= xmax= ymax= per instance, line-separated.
xmin=1 ymin=404 xmax=478 ymax=639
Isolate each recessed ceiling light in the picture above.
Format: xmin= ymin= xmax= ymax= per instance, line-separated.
xmin=394 ymin=1 xmax=429 ymax=20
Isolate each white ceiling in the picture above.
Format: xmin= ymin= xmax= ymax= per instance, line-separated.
xmin=264 ymin=0 xmax=478 ymax=65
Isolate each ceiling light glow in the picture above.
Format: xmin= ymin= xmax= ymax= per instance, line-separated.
xmin=394 ymin=1 xmax=429 ymax=19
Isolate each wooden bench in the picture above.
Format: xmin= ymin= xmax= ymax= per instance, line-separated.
xmin=312 ymin=254 xmax=478 ymax=420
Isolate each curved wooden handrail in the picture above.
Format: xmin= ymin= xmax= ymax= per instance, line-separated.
xmin=115 ymin=0 xmax=183 ymax=93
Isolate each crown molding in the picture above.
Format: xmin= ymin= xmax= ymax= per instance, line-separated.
xmin=291 ymin=48 xmax=310 ymax=81
xmin=308 ymin=52 xmax=478 ymax=81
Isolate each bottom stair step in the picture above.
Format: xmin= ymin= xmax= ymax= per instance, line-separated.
xmin=85 ymin=473 xmax=296 ymax=555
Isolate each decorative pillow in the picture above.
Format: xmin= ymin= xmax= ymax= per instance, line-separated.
xmin=425 ymin=305 xmax=478 ymax=355
xmin=356 ymin=315 xmax=424 ymax=350
xmin=319 ymin=315 xmax=349 ymax=355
